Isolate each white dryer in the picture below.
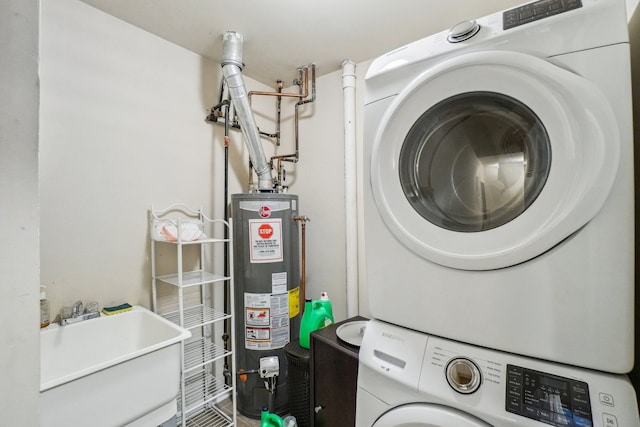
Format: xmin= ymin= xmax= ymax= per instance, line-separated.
xmin=356 ymin=320 xmax=640 ymax=427
xmin=362 ymin=0 xmax=634 ymax=373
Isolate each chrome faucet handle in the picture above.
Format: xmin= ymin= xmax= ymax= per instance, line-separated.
xmin=60 ymin=306 xmax=73 ymax=320
xmin=71 ymin=300 xmax=84 ymax=317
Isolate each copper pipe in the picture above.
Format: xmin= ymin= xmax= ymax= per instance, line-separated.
xmin=293 ymin=215 xmax=310 ymax=312
xmin=250 ymin=67 xmax=312 ymax=190
xmin=297 ymin=64 xmax=316 ymax=107
xmin=215 ymin=64 xmax=316 ymax=191
xmin=248 ymin=89 xmax=307 ymax=99
xmin=248 ymin=67 xmax=309 ymax=100
xmin=266 ymin=65 xmax=317 ymax=191
xmin=270 ymin=64 xmax=316 ymax=165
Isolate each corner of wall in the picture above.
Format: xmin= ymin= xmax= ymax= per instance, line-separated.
xmin=628 ymin=0 xmax=640 ymax=405
xmin=0 ymin=1 xmax=41 ymax=424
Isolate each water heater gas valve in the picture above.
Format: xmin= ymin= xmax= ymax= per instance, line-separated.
xmin=259 ymin=356 xmax=280 ymax=379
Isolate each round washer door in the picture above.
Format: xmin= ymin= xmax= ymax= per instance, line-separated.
xmin=373 ymin=403 xmax=493 ymax=427
xmin=371 ymin=50 xmax=620 ymax=270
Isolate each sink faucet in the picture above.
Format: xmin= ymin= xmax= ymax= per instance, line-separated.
xmin=60 ymin=300 xmax=100 ymax=325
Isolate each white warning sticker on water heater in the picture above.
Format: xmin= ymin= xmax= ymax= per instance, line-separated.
xmin=248 ymin=218 xmax=283 ymax=263
xmin=244 ymin=292 xmax=290 ymax=350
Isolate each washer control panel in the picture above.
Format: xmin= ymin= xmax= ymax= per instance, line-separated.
xmin=506 ymin=364 xmax=593 ymax=426
xmin=503 ymin=0 xmax=582 ymax=30
xmin=362 ymin=320 xmax=638 ymax=426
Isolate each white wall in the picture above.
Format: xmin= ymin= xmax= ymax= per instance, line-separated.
xmin=291 ymin=70 xmax=347 ymax=316
xmin=38 ymin=0 xmax=363 ymax=331
xmin=0 ymin=1 xmax=40 ymax=425
xmin=39 ymin=0 xmax=275 ymax=317
xmin=289 ymin=61 xmax=372 ymax=320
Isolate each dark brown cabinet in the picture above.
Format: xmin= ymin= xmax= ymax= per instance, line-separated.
xmin=310 ymin=316 xmax=367 ymax=427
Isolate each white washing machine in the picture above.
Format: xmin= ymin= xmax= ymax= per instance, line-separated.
xmin=362 ymin=0 xmax=634 ymax=373
xmin=356 ymin=320 xmax=640 ymax=427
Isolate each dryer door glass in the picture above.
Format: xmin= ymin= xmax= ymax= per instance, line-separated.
xmin=399 ymin=91 xmax=551 ymax=232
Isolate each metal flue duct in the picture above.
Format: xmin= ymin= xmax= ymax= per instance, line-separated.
xmin=221 ymin=31 xmax=273 ymax=191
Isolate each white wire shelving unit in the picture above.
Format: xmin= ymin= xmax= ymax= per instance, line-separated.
xmin=149 ymin=204 xmax=236 ymax=427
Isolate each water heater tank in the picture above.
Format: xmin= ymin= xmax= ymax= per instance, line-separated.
xmin=231 ymin=193 xmax=301 ymax=418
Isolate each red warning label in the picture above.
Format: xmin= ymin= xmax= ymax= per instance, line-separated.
xmin=249 ymin=219 xmax=283 ymax=263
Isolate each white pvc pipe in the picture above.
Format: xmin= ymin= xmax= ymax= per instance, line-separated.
xmin=342 ymin=59 xmax=359 ymax=318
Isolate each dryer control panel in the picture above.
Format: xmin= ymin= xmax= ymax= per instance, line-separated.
xmin=503 ymin=0 xmax=582 ymax=30
xmin=506 ymin=364 xmax=593 ymax=426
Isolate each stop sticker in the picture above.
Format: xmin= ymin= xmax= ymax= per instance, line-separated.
xmin=258 ymin=224 xmax=273 ymax=239
xmin=249 ymin=219 xmax=282 ymax=263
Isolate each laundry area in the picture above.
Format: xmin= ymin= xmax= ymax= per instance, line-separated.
xmin=4 ymin=0 xmax=640 ymax=426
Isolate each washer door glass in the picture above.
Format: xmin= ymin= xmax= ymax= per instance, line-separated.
xmin=399 ymin=92 xmax=550 ymax=232
xmin=372 ymin=403 xmax=493 ymax=427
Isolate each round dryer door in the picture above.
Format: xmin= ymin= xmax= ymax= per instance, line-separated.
xmin=372 ymin=403 xmax=492 ymax=427
xmin=371 ymin=50 xmax=620 ymax=270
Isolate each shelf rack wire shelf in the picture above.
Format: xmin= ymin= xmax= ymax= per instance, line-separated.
xmin=150 ymin=204 xmax=236 ymax=427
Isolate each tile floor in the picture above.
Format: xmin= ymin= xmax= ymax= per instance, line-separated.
xmin=236 ymin=413 xmax=262 ymax=427
xmin=218 ymin=398 xmax=276 ymax=426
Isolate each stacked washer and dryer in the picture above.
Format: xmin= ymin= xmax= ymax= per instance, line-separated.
xmin=358 ymin=0 xmax=640 ymax=426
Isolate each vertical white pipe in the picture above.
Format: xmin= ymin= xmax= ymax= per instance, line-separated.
xmin=342 ymin=60 xmax=359 ymax=318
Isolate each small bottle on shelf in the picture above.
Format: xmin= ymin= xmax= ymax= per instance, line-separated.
xmin=40 ymin=285 xmax=50 ymax=328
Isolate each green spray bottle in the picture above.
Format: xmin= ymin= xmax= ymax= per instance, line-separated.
xmin=260 ymin=406 xmax=284 ymax=427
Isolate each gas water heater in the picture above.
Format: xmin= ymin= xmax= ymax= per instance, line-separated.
xmin=231 ymin=193 xmax=301 ymax=418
